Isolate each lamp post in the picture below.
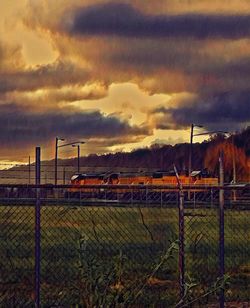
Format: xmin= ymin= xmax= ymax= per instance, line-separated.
xmin=55 ymin=138 xmax=84 ymax=184
xmin=188 ymin=124 xmax=203 ymax=178
xmin=188 ymin=125 xmax=228 ymax=200
xmin=55 ymin=137 xmax=65 ymax=185
xmin=231 ymin=133 xmax=237 ymax=201
xmin=231 ymin=134 xmax=236 ymax=184
xmin=72 ymin=142 xmax=85 ymax=173
xmin=28 ymin=156 xmax=31 ymax=184
xmin=188 ymin=124 xmax=228 ymax=177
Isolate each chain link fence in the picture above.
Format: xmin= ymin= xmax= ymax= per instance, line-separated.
xmin=0 ymin=184 xmax=249 ymax=307
xmin=0 ymin=203 xmax=35 ymax=306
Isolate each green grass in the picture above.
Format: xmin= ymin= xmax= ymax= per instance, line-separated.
xmin=0 ymin=204 xmax=249 ymax=306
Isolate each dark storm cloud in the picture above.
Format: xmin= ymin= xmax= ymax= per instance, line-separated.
xmin=151 ymin=91 xmax=250 ymax=130
xmin=113 ymin=43 xmax=250 ymax=77
xmin=0 ymin=60 xmax=90 ymax=94
xmin=68 ymin=2 xmax=250 ymax=39
xmin=0 ymin=103 xmax=150 ymax=147
xmin=192 ymin=56 xmax=250 ymax=79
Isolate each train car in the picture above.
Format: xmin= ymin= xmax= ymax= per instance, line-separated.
xmin=152 ymin=170 xmax=218 ymax=186
xmin=66 ymin=173 xmax=107 ymax=198
xmin=110 ymin=172 xmax=151 ymax=185
xmin=190 ymin=170 xmax=219 ymax=186
xmin=68 ymin=170 xmax=218 ymax=187
xmin=152 ymin=171 xmax=190 ymax=186
xmin=70 ymin=173 xmax=106 ymax=185
xmin=66 ymin=170 xmax=218 ymax=200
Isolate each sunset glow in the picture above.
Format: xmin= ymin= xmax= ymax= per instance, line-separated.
xmin=1 ymin=0 xmax=250 ymax=161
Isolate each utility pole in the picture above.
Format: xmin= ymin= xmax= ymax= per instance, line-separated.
xmin=188 ymin=124 xmax=194 ymax=180
xmin=77 ymin=145 xmax=80 ymax=173
xmin=188 ymin=124 xmax=194 ymax=200
xmin=28 ymin=156 xmax=31 ymax=184
xmin=55 ymin=137 xmax=65 ymax=185
xmin=55 ymin=137 xmax=58 ymax=185
xmin=72 ymin=142 xmax=85 ymax=174
xmin=189 ymin=125 xmax=228 ymax=178
xmin=55 ymin=140 xmax=85 ymax=183
xmin=232 ymin=134 xmax=236 ymax=184
xmin=232 ymin=134 xmax=237 ymax=201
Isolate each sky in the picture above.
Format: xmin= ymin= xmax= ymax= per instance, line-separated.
xmin=0 ymin=0 xmax=250 ymax=163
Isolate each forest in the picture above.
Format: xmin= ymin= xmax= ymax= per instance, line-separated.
xmin=64 ymin=127 xmax=250 ymax=182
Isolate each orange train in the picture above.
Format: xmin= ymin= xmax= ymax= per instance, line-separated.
xmin=65 ymin=170 xmax=218 ymax=200
xmin=69 ymin=170 xmax=218 ymax=187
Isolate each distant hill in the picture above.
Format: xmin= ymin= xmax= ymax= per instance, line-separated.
xmin=0 ymin=127 xmax=249 ymax=184
xmin=64 ymin=127 xmax=250 ymax=182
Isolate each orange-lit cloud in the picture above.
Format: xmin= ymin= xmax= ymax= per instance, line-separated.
xmin=0 ymin=0 xmax=250 ymax=161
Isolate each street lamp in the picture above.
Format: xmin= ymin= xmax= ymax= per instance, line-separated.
xmin=188 ymin=124 xmax=203 ymax=178
xmin=55 ymin=137 xmax=65 ymax=185
xmin=188 ymin=124 xmax=228 ymax=200
xmin=72 ymin=142 xmax=85 ymax=173
xmin=231 ymin=134 xmax=236 ymax=184
xmin=55 ymin=138 xmax=84 ymax=184
xmin=188 ymin=124 xmax=228 ymax=177
xmin=230 ymin=133 xmax=237 ymax=201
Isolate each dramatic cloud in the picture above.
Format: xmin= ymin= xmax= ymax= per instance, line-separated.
xmin=149 ymin=91 xmax=250 ymax=130
xmin=0 ymin=42 xmax=25 ymax=71
xmin=0 ymin=60 xmax=90 ymax=94
xmin=22 ymin=2 xmax=250 ymax=93
xmin=68 ymin=2 xmax=250 ymax=39
xmin=0 ymin=103 xmax=150 ymax=148
xmin=0 ymin=84 xmax=108 ymax=111
xmin=1 ymin=0 xmax=250 ymax=160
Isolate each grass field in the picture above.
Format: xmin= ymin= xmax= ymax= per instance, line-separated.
xmin=0 ymin=203 xmax=249 ymax=306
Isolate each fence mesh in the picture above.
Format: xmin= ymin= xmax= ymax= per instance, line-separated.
xmin=184 ymin=189 xmax=220 ymax=305
xmin=0 ymin=185 xmax=249 ymax=306
xmin=0 ymin=204 xmax=34 ymax=307
xmin=40 ymin=203 xmax=179 ymax=306
xmin=225 ymin=204 xmax=250 ymax=302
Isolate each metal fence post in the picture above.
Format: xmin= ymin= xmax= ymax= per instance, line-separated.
xmin=219 ymin=152 xmax=225 ymax=308
xmin=211 ymin=188 xmax=213 ymax=208
xmin=179 ymin=188 xmax=185 ymax=299
xmin=131 ymin=187 xmax=133 ymax=204
xmin=35 ymin=147 xmax=41 ymax=308
xmin=174 ymin=165 xmax=185 ymax=299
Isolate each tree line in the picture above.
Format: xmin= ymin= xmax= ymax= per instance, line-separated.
xmin=64 ymin=127 xmax=250 ymax=182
